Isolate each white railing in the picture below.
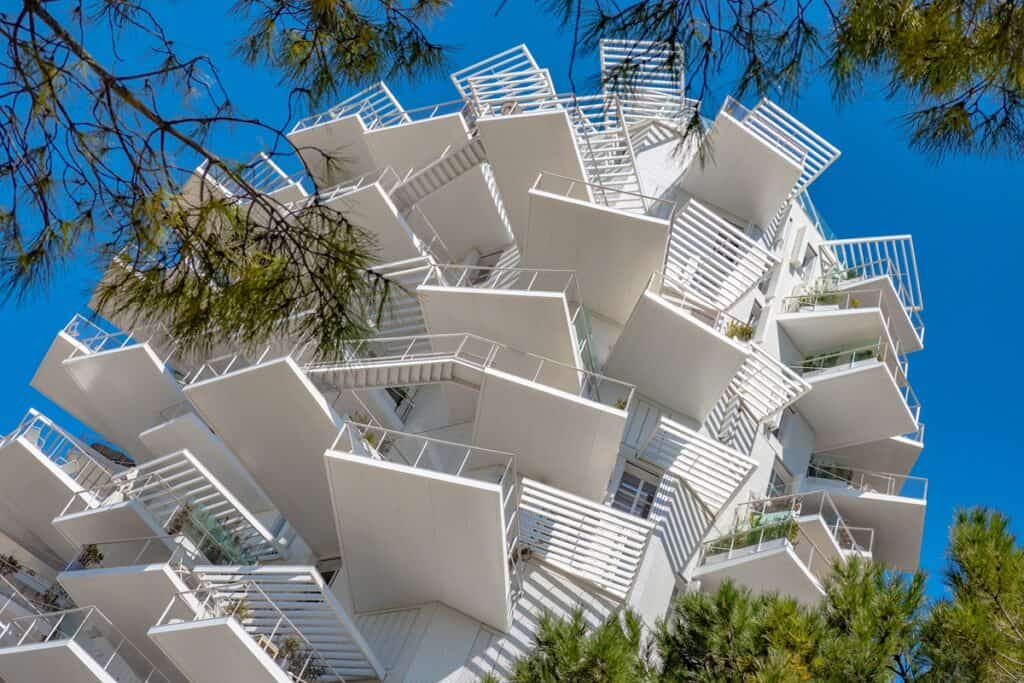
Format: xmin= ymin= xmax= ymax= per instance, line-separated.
xmin=518 ymin=478 xmax=654 ymax=600
xmin=467 ymin=67 xmax=558 ymax=116
xmin=802 ymin=462 xmax=928 ymax=500
xmin=316 ymin=166 xmax=405 ymax=206
xmin=698 ymin=519 xmax=833 ymax=590
xmin=734 ymin=490 xmax=875 ymax=555
xmin=821 ymin=235 xmax=923 ymax=317
xmin=155 ymin=580 xmax=342 ymax=683
xmin=0 ymin=573 xmax=44 ymax=620
xmin=782 ymin=286 xmax=920 ymax=347
xmin=731 ymin=345 xmax=811 ymax=422
xmin=193 ymin=153 xmax=300 ymax=200
xmin=397 ymin=98 xmax=477 ymax=124
xmin=0 ymin=606 xmax=169 ymax=682
xmin=5 ymin=408 xmax=119 ymax=491
xmin=640 ymin=416 xmax=756 ymax=515
xmin=653 ymin=270 xmax=757 ymax=341
xmin=791 ymin=336 xmax=911 ymax=393
xmin=451 ymin=44 xmax=544 ymax=99
xmin=62 ymin=313 xmax=181 ymax=368
xmin=531 ymin=171 xmax=675 ymax=219
xmin=291 ymin=81 xmax=409 ymax=133
xmin=421 ymin=262 xmax=581 ymax=303
xmin=599 ymin=39 xmax=686 ymax=123
xmin=665 ymin=200 xmax=779 ymax=310
xmin=61 ymin=535 xmax=208 ymax=577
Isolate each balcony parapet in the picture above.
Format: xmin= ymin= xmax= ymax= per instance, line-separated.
xmin=291 ymin=81 xmax=408 ymax=134
xmin=3 ymin=408 xmax=120 ymax=490
xmin=734 ymin=490 xmax=875 ymax=556
xmin=801 ymin=462 xmax=928 ymax=501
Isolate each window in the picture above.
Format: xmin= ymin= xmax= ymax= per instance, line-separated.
xmin=612 ymin=463 xmax=661 ymax=518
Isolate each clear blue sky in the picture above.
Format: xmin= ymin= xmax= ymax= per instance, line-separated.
xmin=2 ymin=2 xmax=1019 ymax=596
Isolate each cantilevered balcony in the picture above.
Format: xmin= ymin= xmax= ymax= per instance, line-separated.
xmin=819 ymin=236 xmax=925 ymax=351
xmin=0 ymin=410 xmax=118 ymax=567
xmin=182 ymin=154 xmax=308 ymax=208
xmin=0 ymin=575 xmax=47 ymax=629
xmin=695 ymin=491 xmax=872 ymax=605
xmin=418 ymin=262 xmax=586 ymax=369
xmin=789 ymin=339 xmax=920 ymax=451
xmin=324 ymin=422 xmax=518 ymax=631
xmin=812 ymin=424 xmax=925 ymax=489
xmin=185 ymin=333 xmax=633 ymax=505
xmin=681 ymin=96 xmax=840 ymax=230
xmin=0 ymin=606 xmax=169 ymax=683
xmin=31 ymin=314 xmax=189 ymax=462
xmin=797 ymin=462 xmax=927 ymax=572
xmin=288 ymin=82 xmax=409 ymax=187
xmin=151 ymin=579 xmax=378 ymax=683
xmin=523 ymin=172 xmax=674 ymax=324
xmin=519 ymin=478 xmax=654 ymax=601
xmin=54 ymin=450 xmax=281 ymax=564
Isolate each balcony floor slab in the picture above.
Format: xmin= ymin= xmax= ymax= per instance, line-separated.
xmin=149 ymin=618 xmax=289 ymax=683
xmin=777 ymin=308 xmax=892 ymax=357
xmin=364 ymin=113 xmax=470 ymax=176
xmin=0 ymin=641 xmax=125 ymax=683
xmin=694 ymin=539 xmax=824 ymax=606
xmin=287 ymin=115 xmax=377 ymax=188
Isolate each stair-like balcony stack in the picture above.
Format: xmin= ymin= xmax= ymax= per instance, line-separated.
xmin=681 ymin=96 xmax=840 ymax=236
xmin=694 ymin=490 xmax=874 ymax=605
xmin=152 ymin=566 xmax=383 ymax=682
xmin=796 ymin=462 xmax=927 ymax=572
xmin=0 ymin=606 xmax=169 ymax=683
xmin=0 ymin=409 xmax=119 ymax=567
xmin=31 ymin=314 xmax=190 ymax=463
xmin=324 ymin=422 xmax=518 ymax=631
xmin=288 ymin=81 xmax=409 ymax=186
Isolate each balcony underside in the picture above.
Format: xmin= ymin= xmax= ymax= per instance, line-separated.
xmin=324 ymin=451 xmax=511 ymax=632
xmin=523 ymin=189 xmax=671 ymax=324
xmin=804 ymin=479 xmax=925 ymax=572
xmin=287 ymin=114 xmax=377 ymax=188
xmin=58 ymin=565 xmax=194 ymax=683
xmin=473 ymin=369 xmax=626 ymax=502
xmin=605 ymin=291 xmax=748 ymax=422
xmin=61 ymin=345 xmax=185 ymax=464
xmin=476 ymin=110 xmax=589 ymax=241
xmin=0 ymin=437 xmax=86 ymax=562
xmin=837 ymin=276 xmax=923 ymax=353
xmin=139 ymin=411 xmax=276 ymax=517
xmin=680 ymin=112 xmax=802 ymax=228
xmin=0 ymin=641 xmax=124 ymax=683
xmin=694 ymin=539 xmax=824 ymax=606
xmin=777 ymin=308 xmax=892 ymax=357
xmin=795 ymin=364 xmax=918 ymax=452
xmin=815 ymin=434 xmax=923 ymax=479
xmin=54 ymin=500 xmax=166 ymax=553
xmin=327 ymin=184 xmax=421 ymax=264
xmin=183 ymin=358 xmax=342 ymax=558
xmin=414 ymin=166 xmax=512 ymax=260
xmin=149 ymin=618 xmax=289 ymax=683
xmin=418 ymin=286 xmax=582 ymax=379
xmin=364 ymin=112 xmax=470 ymax=176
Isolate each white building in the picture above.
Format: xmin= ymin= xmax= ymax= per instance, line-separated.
xmin=0 ymin=40 xmax=926 ymax=682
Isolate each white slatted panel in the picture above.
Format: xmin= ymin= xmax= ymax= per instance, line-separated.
xmin=731 ymin=345 xmax=810 ymax=421
xmin=519 ymin=478 xmax=653 ymax=600
xmin=665 ymin=200 xmax=778 ymax=309
xmin=600 ymin=39 xmax=685 ymax=124
xmin=641 ymin=417 xmax=755 ymax=515
xmin=745 ymin=98 xmax=840 ymax=196
xmin=821 ymin=235 xmax=923 ymax=313
xmin=451 ymin=45 xmax=547 ymax=99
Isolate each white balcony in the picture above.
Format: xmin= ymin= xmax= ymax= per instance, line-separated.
xmin=324 ymin=423 xmax=517 ymax=631
xmin=363 ymin=99 xmax=476 ymax=174
xmin=605 ymin=272 xmax=751 ymax=422
xmin=813 ymin=425 xmax=925 ymax=483
xmin=820 ymin=236 xmax=925 ymax=351
xmin=288 ymin=82 xmax=408 ymax=187
xmin=182 ymin=155 xmax=308 ymax=208
xmin=54 ymin=450 xmax=280 ymax=564
xmin=681 ymin=96 xmax=839 ymax=229
xmin=518 ymin=478 xmax=654 ymax=601
xmin=790 ymin=340 xmax=920 ymax=451
xmin=150 ymin=577 xmax=381 ymax=683
xmin=0 ymin=606 xmax=169 ymax=683
xmin=0 ymin=410 xmax=119 ymax=566
xmin=523 ymin=172 xmax=673 ymax=324
xmin=797 ymin=463 xmax=926 ymax=572
xmin=418 ymin=263 xmax=585 ymax=370
xmin=31 ymin=315 xmax=188 ymax=463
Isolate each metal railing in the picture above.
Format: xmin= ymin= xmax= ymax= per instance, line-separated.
xmin=155 ymin=580 xmax=342 ymax=683
xmin=698 ymin=519 xmax=833 ymax=589
xmin=317 ymin=167 xmax=405 ymax=205
xmin=531 ymin=171 xmax=675 ymax=218
xmin=803 ymin=462 xmax=928 ymax=500
xmin=653 ymin=271 xmax=754 ymax=341
xmin=820 ymin=236 xmax=922 ymax=314
xmin=291 ymin=81 xmax=409 ymax=133
xmin=5 ymin=408 xmax=118 ymax=490
xmin=734 ymin=490 xmax=874 ymax=554
xmin=0 ymin=606 xmax=169 ymax=682
xmin=61 ymin=536 xmax=208 ymax=579
xmin=63 ymin=313 xmax=180 ymax=368
xmin=421 ymin=262 xmax=581 ymax=303
xmin=451 ymin=44 xmax=543 ymax=98
xmin=722 ymin=96 xmax=807 ymax=167
xmin=791 ymin=337 xmax=909 ymax=387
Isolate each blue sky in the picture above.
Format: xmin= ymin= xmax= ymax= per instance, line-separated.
xmin=2 ymin=2 xmax=1019 ymax=596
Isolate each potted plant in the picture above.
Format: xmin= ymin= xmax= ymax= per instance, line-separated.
xmin=613 ymin=398 xmax=629 ymax=410
xmin=725 ymin=320 xmax=754 ymax=342
xmin=0 ymin=553 xmax=21 ymax=577
xmin=78 ymin=544 xmax=104 ymax=569
xmin=225 ymin=597 xmax=251 ymax=621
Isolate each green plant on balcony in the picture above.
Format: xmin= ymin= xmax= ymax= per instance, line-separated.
xmin=725 ymin=320 xmax=755 ymax=342
xmin=78 ymin=544 xmax=105 ymax=568
xmin=849 ymin=296 xmax=862 ymax=308
xmin=614 ymin=398 xmax=629 ymax=410
xmin=186 ymin=506 xmax=250 ymax=565
xmin=165 ymin=502 xmax=195 ymax=535
xmin=0 ymin=553 xmax=21 ymax=577
xmin=225 ymin=597 xmax=251 ymax=622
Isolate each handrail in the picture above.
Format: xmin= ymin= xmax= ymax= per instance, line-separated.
xmin=317 ymin=167 xmax=403 ymax=204
xmin=291 ymin=81 xmax=408 ymax=133
xmin=803 ymin=462 xmax=928 ymax=500
xmin=721 ymin=96 xmax=808 ymax=167
xmin=652 ymin=271 xmax=753 ymax=341
xmin=5 ymin=408 xmax=119 ymax=490
xmin=61 ymin=535 xmax=208 ymax=576
xmin=63 ymin=313 xmax=181 ymax=368
xmin=790 ymin=336 xmax=909 ymax=388
xmin=699 ymin=519 xmax=833 ymax=589
xmin=530 ymin=171 xmax=675 ymax=217
xmin=155 ymin=579 xmax=343 ymax=683
xmin=781 ymin=288 xmax=885 ymax=314
xmin=733 ymin=489 xmax=874 ymax=554
xmin=0 ymin=606 xmax=169 ymax=682
xmin=421 ymin=262 xmax=581 ymax=303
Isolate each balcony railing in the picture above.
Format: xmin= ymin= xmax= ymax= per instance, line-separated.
xmin=653 ymin=271 xmax=756 ymax=342
xmin=291 ymin=81 xmax=409 ymax=133
xmin=0 ymin=606 xmax=169 ymax=683
xmin=62 ymin=535 xmax=211 ymax=578
xmin=63 ymin=313 xmax=181 ymax=369
xmin=155 ymin=580 xmax=342 ymax=683
xmin=734 ymin=490 xmax=874 ymax=555
xmin=791 ymin=337 xmax=909 ymax=388
xmin=518 ymin=478 xmax=654 ymax=600
xmin=803 ymin=462 xmax=928 ymax=500
xmin=421 ymin=262 xmax=582 ymax=302
xmin=451 ymin=44 xmax=544 ymax=99
xmin=531 ymin=171 xmax=675 ymax=219
xmin=4 ymin=408 xmax=118 ymax=491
